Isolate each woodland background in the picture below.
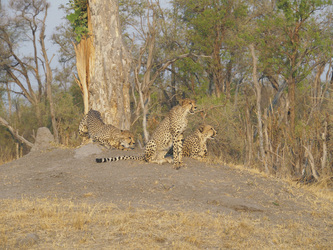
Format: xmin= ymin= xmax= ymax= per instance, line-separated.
xmin=0 ymin=0 xmax=332 ymax=183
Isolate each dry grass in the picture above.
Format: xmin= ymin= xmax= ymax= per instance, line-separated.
xmin=1 ymin=198 xmax=331 ymax=249
xmin=209 ymin=154 xmax=333 ymax=202
xmin=0 ymin=148 xmax=16 ymax=165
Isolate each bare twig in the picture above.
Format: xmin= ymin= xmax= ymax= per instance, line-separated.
xmin=321 ymin=120 xmax=328 ymax=171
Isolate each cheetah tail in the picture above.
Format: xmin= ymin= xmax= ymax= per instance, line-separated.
xmin=95 ymin=157 xmax=121 ymax=163
xmin=95 ymin=155 xmax=144 ymax=163
xmin=96 ymin=158 xmax=107 ymax=163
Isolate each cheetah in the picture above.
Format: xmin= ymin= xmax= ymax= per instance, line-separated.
xmin=79 ymin=109 xmax=135 ymax=150
xmin=96 ymin=98 xmax=197 ymax=169
xmin=182 ymin=124 xmax=217 ymax=160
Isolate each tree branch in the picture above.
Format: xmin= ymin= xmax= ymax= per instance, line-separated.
xmin=0 ymin=116 xmax=34 ymax=148
xmin=149 ymin=53 xmax=192 ymax=86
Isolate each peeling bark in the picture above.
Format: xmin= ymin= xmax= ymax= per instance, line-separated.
xmin=87 ymin=0 xmax=131 ymax=130
xmin=73 ymin=37 xmax=91 ymax=115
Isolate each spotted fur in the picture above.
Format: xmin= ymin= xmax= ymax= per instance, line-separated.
xmin=183 ymin=124 xmax=217 ymax=160
xmin=96 ymin=99 xmax=197 ymax=169
xmin=79 ymin=109 xmax=135 ymax=150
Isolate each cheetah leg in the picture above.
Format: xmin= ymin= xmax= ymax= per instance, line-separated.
xmin=191 ymin=155 xmax=205 ymax=161
xmin=78 ymin=115 xmax=90 ymax=144
xmin=109 ymin=140 xmax=126 ymax=150
xmin=172 ymin=134 xmax=184 ymax=169
xmin=144 ymin=140 xmax=157 ymax=162
xmin=78 ymin=115 xmax=89 ymax=137
xmin=202 ymin=144 xmax=208 ymax=157
xmin=81 ymin=137 xmax=93 ymax=145
xmin=151 ymin=150 xmax=171 ymax=164
xmin=164 ymin=155 xmax=174 ymax=164
xmin=95 ymin=138 xmax=111 ymax=149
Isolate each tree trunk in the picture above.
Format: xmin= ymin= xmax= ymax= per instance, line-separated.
xmin=250 ymin=44 xmax=268 ymax=173
xmin=6 ymin=83 xmax=11 ymax=116
xmin=87 ymin=0 xmax=131 ymax=130
xmin=321 ymin=120 xmax=328 ymax=172
xmin=212 ymin=24 xmax=223 ymax=98
xmin=171 ymin=63 xmax=177 ymax=107
xmin=225 ymin=57 xmax=232 ymax=100
xmin=304 ymin=145 xmax=320 ymax=181
xmin=288 ymin=75 xmax=296 ymax=139
xmin=244 ymin=96 xmax=253 ymax=168
xmin=40 ymin=3 xmax=59 ymax=143
xmin=139 ymin=90 xmax=149 ymax=143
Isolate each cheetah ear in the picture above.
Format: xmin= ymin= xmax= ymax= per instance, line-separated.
xmin=198 ymin=125 xmax=205 ymax=133
xmin=176 ymin=96 xmax=186 ymax=105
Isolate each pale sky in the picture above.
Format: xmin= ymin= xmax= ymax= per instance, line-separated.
xmin=1 ymin=0 xmax=69 ymax=96
xmin=45 ymin=0 xmax=69 ymax=65
xmin=1 ymin=0 xmax=68 ymax=68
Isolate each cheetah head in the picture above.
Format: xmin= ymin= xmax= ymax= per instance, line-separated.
xmin=181 ymin=98 xmax=197 ymax=114
xmin=119 ymin=130 xmax=136 ymax=149
xmin=198 ymin=125 xmax=217 ymax=139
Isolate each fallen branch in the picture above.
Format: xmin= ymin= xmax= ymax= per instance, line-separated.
xmin=0 ymin=116 xmax=34 ymax=148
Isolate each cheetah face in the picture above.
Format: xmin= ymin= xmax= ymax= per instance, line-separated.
xmin=181 ymin=98 xmax=197 ymax=114
xmin=119 ymin=130 xmax=136 ymax=149
xmin=199 ymin=125 xmax=217 ymax=139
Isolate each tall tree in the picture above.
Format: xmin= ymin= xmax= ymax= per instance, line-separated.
xmin=68 ymin=0 xmax=132 ymax=129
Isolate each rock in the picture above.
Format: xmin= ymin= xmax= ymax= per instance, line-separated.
xmin=30 ymin=127 xmax=55 ymax=152
xmin=74 ymin=143 xmax=103 ymax=159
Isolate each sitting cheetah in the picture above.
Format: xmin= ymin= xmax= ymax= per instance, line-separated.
xmin=96 ymin=98 xmax=197 ymax=169
xmin=182 ymin=124 xmax=217 ymax=160
xmin=79 ymin=109 xmax=135 ymax=150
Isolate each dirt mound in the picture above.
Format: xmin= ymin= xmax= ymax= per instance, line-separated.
xmin=30 ymin=127 xmax=55 ymax=152
xmin=1 ymin=144 xmax=332 ymax=247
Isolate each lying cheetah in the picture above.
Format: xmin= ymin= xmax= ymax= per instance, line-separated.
xmin=183 ymin=124 xmax=217 ymax=160
xmin=96 ymin=98 xmax=197 ymax=169
xmin=79 ymin=109 xmax=135 ymax=150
